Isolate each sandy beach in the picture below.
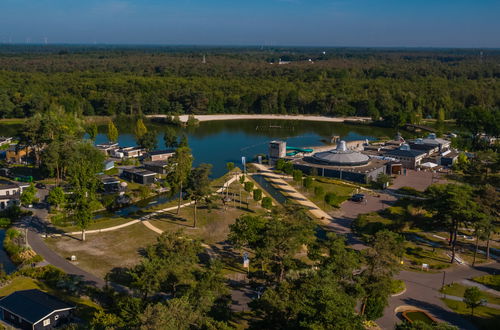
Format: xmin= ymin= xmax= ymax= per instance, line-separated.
xmin=147 ymin=114 xmax=372 ymax=123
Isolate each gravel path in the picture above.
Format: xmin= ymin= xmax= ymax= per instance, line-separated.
xmin=148 ymin=114 xmax=371 ymax=123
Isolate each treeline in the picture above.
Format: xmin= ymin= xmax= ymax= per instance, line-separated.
xmin=0 ymin=46 xmax=499 ymax=129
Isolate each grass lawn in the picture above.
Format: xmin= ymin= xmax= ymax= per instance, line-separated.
xmin=403 ymin=240 xmax=452 ymax=271
xmin=442 ymin=298 xmax=500 ymax=330
xmin=45 ymin=223 xmax=158 ymax=278
xmin=0 ymin=276 xmax=101 ymax=322
xmin=473 ymin=275 xmax=500 ymax=292
xmin=148 ymin=180 xmax=267 ymax=245
xmin=441 ymin=283 xmax=500 ymax=305
xmin=288 ymin=177 xmax=355 ymax=212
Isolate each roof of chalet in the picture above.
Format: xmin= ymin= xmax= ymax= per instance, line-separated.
xmin=0 ymin=290 xmax=74 ymax=324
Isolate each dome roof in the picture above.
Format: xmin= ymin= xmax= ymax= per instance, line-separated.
xmin=311 ymin=141 xmax=370 ymax=166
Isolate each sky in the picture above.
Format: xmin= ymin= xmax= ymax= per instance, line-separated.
xmin=1 ymin=0 xmax=499 ymax=47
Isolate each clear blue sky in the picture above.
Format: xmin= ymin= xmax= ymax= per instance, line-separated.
xmin=1 ymin=0 xmax=499 ymax=47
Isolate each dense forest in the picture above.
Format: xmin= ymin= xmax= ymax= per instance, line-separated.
xmin=0 ymin=45 xmax=499 ymax=130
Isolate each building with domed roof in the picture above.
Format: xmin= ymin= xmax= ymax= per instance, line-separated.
xmin=287 ymin=140 xmax=390 ymax=184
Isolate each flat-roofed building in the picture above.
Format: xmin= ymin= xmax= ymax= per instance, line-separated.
xmin=143 ymin=160 xmax=169 ymax=174
xmin=384 ymin=144 xmax=426 ymax=169
xmin=121 ymin=168 xmax=156 ymax=185
xmin=268 ymin=141 xmax=287 ymax=165
xmin=147 ymin=150 xmax=175 ymax=162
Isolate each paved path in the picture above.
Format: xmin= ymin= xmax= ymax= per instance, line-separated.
xmin=461 ymin=279 xmax=500 ymax=296
xmin=378 ymin=262 xmax=500 ymax=330
xmin=25 ymin=222 xmax=105 ymax=288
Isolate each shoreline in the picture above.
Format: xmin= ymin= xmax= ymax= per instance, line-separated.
xmin=147 ymin=114 xmax=372 ymax=123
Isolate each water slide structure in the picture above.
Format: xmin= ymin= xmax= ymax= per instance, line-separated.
xmin=286 ymin=146 xmax=314 ymax=156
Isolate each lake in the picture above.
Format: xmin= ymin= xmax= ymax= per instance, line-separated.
xmin=0 ymin=119 xmax=395 ymax=178
xmin=94 ymin=119 xmax=395 ymax=178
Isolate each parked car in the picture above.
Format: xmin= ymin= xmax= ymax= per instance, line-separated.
xmin=35 ymin=183 xmax=46 ymax=189
xmin=350 ymin=194 xmax=365 ymax=202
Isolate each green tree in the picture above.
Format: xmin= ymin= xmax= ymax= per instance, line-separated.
xmin=362 ymin=230 xmax=404 ymax=320
xmin=86 ymin=123 xmax=98 ymax=141
xmin=138 ymin=299 xmax=200 ymax=330
xmin=239 ymin=175 xmax=245 ymax=184
xmin=20 ymin=183 xmax=37 ymax=207
xmin=90 ymin=310 xmax=125 ymax=330
xmin=261 ymin=197 xmax=272 ymax=210
xmin=134 ymin=118 xmax=148 ymax=139
xmin=168 ymin=147 xmax=193 ymax=214
xmin=229 ymin=207 xmax=314 ymax=282
xmin=275 ymin=158 xmax=286 ymax=171
xmin=186 ymin=164 xmax=212 ymax=228
xmin=226 ymin=162 xmax=235 ymax=173
xmin=129 ymin=231 xmax=202 ymax=299
xmin=292 ymin=169 xmax=303 ymax=183
xmin=179 ymin=134 xmax=189 ymax=148
xmin=425 ymin=184 xmax=477 ymax=263
xmin=314 ymin=186 xmax=325 ymax=199
xmin=65 ymin=142 xmax=105 ymax=240
xmin=138 ymin=130 xmax=158 ymax=152
xmin=163 ymin=126 xmax=178 ymax=149
xmin=107 ymin=120 xmax=119 ymax=143
xmin=324 ymin=192 xmax=337 ymax=207
xmin=376 ymin=172 xmax=392 ymax=189
xmin=250 ymin=234 xmax=363 ymax=329
xmin=463 ymin=287 xmax=483 ymax=316
xmin=47 ymin=186 xmax=65 ymax=209
xmin=253 ymin=189 xmax=262 ymax=201
xmin=303 ymin=176 xmax=313 ymax=190
xmin=244 ymin=181 xmax=254 ymax=193
xmin=282 ymin=162 xmax=294 ymax=175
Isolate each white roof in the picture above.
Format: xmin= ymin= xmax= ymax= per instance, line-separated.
xmin=421 ymin=162 xmax=438 ymax=168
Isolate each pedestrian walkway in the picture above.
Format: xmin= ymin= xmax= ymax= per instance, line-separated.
xmin=252 ymin=163 xmax=333 ymax=224
xmin=461 ymin=279 xmax=500 ymax=296
xmin=444 ymin=293 xmax=500 ymax=309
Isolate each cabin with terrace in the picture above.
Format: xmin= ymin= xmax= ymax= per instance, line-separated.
xmin=146 ymin=149 xmax=175 ymax=162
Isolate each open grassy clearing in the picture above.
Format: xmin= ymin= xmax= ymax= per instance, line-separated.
xmin=442 ymin=298 xmax=500 ymax=330
xmin=149 ymin=180 xmax=267 ymax=245
xmin=45 ymin=223 xmax=158 ymax=278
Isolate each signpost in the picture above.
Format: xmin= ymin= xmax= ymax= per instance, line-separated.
xmin=243 ymin=252 xmax=250 ymax=273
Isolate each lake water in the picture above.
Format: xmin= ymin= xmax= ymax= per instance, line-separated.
xmin=0 ymin=119 xmax=394 ymax=178
xmin=94 ymin=119 xmax=394 ymax=178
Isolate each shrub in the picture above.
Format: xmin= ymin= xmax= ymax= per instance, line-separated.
xmin=292 ymin=170 xmax=303 ymax=183
xmin=253 ymin=189 xmax=262 ymax=201
xmin=303 ymin=176 xmax=313 ymax=189
xmin=261 ymin=197 xmax=272 ymax=209
xmin=244 ymin=181 xmax=254 ymax=193
xmin=324 ymin=192 xmax=337 ymax=206
xmin=314 ymin=186 xmax=325 ymax=198
xmin=0 ymin=218 xmax=11 ymax=228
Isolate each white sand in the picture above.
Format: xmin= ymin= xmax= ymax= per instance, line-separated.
xmin=147 ymin=114 xmax=371 ymax=123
